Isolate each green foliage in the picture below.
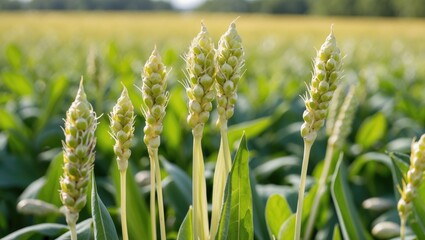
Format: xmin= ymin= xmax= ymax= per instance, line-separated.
xmin=91 ymin=174 xmax=119 ymax=240
xmin=265 ymin=194 xmax=292 ymax=239
xmin=176 ymin=207 xmax=193 ymax=240
xmin=216 ymin=135 xmax=253 ymax=240
xmin=355 ymin=112 xmax=387 ymax=150
xmin=2 ymin=223 xmax=68 ymax=240
xmin=331 ymin=156 xmax=372 ymax=240
xmin=0 ymin=14 xmax=425 ymax=240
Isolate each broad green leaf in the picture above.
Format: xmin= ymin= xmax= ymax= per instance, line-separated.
xmin=277 ymin=214 xmax=295 ymax=240
xmin=162 ymin=157 xmax=192 ymax=224
xmin=1 ymin=72 xmax=33 ymax=96
xmin=228 ymin=117 xmax=272 ymax=148
xmin=161 ymin=158 xmax=192 ymax=206
xmin=331 ymin=156 xmax=372 ymax=240
xmin=176 ymin=206 xmax=193 ymax=240
xmin=6 ymin=43 xmax=22 ymax=69
xmin=0 ymin=108 xmax=28 ymax=136
xmin=36 ymin=75 xmax=68 ymax=131
xmin=332 ymin=224 xmax=342 ymax=240
xmin=355 ymin=112 xmax=387 ymax=149
xmin=91 ymin=174 xmax=119 ymax=240
xmin=110 ymin=164 xmax=151 ymax=240
xmin=348 ymin=152 xmax=392 ymax=179
xmin=56 ymin=218 xmax=94 ymax=240
xmin=216 ymin=134 xmax=253 ymax=240
xmin=38 ymin=153 xmax=63 ymax=206
xmin=265 ymin=194 xmax=292 ymax=239
xmin=2 ymin=223 xmax=67 ymax=240
xmin=0 ymin=153 xmax=37 ymax=188
xmin=18 ymin=178 xmax=46 ymax=201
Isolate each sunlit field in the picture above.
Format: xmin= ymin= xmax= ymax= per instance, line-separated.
xmin=1 ymin=12 xmax=425 ymax=239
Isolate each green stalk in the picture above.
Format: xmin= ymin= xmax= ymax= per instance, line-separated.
xmin=151 ymin=148 xmax=167 ymax=240
xmin=192 ymin=127 xmax=209 ymax=240
xmin=120 ymin=170 xmax=129 ymax=240
xmin=304 ymin=143 xmax=335 ymax=240
xmin=295 ymin=140 xmax=313 ymax=240
xmin=210 ymin=121 xmax=232 ymax=239
xmin=400 ymin=217 xmax=406 ymax=240
xmin=69 ymin=221 xmax=77 ymax=240
xmin=150 ymin=159 xmax=157 ymax=240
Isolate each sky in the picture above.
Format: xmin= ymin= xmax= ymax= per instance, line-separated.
xmin=169 ymin=0 xmax=206 ymax=10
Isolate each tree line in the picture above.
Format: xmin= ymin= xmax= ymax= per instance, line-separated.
xmin=1 ymin=0 xmax=425 ymax=17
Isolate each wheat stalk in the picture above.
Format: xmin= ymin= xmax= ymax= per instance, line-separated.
xmin=295 ymin=26 xmax=342 ymax=240
xmin=60 ymin=78 xmax=97 ymax=240
xmin=184 ymin=22 xmax=215 ymax=240
xmin=210 ymin=20 xmax=244 ymax=240
xmin=110 ymin=84 xmax=135 ymax=240
xmin=141 ymin=46 xmax=169 ymax=240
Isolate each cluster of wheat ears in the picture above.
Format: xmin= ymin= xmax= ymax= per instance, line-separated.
xmin=55 ymin=21 xmax=423 ymax=240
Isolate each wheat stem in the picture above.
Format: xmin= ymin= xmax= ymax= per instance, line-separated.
xmin=150 ymin=159 xmax=157 ymax=240
xmin=69 ymin=221 xmax=77 ymax=240
xmin=304 ymin=143 xmax=335 ymax=240
xmin=120 ymin=170 xmax=129 ymax=240
xmin=193 ymin=127 xmax=209 ymax=240
xmin=295 ymin=140 xmax=313 ymax=240
xmin=150 ymin=148 xmax=167 ymax=240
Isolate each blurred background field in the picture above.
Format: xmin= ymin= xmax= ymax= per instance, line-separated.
xmin=1 ymin=12 xmax=425 ymax=239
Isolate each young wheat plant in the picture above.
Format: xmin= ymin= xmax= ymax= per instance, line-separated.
xmin=60 ymin=78 xmax=97 ymax=240
xmin=296 ymin=27 xmax=342 ymax=240
xmin=210 ymin=20 xmax=244 ymax=240
xmin=141 ymin=47 xmax=169 ymax=240
xmin=109 ymin=84 xmax=135 ymax=240
xmin=398 ymin=134 xmax=425 ymax=240
xmin=183 ymin=22 xmax=215 ymax=240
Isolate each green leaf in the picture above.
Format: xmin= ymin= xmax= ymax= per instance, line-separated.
xmin=1 ymin=71 xmax=33 ymax=96
xmin=110 ymin=164 xmax=151 ymax=240
xmin=265 ymin=194 xmax=292 ymax=239
xmin=228 ymin=117 xmax=272 ymax=148
xmin=277 ymin=214 xmax=295 ymax=240
xmin=37 ymin=153 xmax=63 ymax=211
xmin=91 ymin=174 xmax=119 ymax=240
xmin=355 ymin=112 xmax=387 ymax=149
xmin=162 ymin=158 xmax=192 ymax=224
xmin=36 ymin=75 xmax=68 ymax=131
xmin=56 ymin=218 xmax=94 ymax=240
xmin=331 ymin=156 xmax=372 ymax=240
xmin=176 ymin=206 xmax=193 ymax=240
xmin=332 ymin=224 xmax=342 ymax=240
xmin=216 ymin=134 xmax=253 ymax=240
xmin=2 ymin=223 xmax=68 ymax=240
xmin=6 ymin=43 xmax=23 ymax=69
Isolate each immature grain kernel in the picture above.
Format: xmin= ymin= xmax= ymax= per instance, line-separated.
xmin=185 ymin=23 xmax=215 ymax=130
xmin=141 ymin=47 xmax=168 ymax=149
xmin=60 ymin=78 xmax=97 ymax=226
xmin=215 ymin=22 xmax=244 ymax=125
xmin=110 ymin=84 xmax=135 ymax=172
xmin=301 ymin=28 xmax=342 ymax=143
xmin=398 ymin=134 xmax=425 ymax=237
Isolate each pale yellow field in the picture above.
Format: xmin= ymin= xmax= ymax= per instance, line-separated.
xmin=1 ymin=12 xmax=424 ymax=47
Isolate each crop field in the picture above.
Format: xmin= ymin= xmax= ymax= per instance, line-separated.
xmin=1 ymin=12 xmax=425 ymax=240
